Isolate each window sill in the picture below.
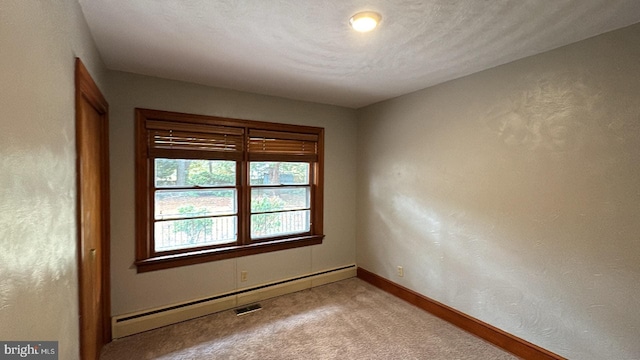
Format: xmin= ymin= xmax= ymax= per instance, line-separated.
xmin=135 ymin=234 xmax=324 ymax=273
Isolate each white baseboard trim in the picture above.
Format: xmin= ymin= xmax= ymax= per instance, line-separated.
xmin=112 ymin=264 xmax=356 ymax=339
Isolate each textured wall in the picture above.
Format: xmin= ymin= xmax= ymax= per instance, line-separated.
xmin=0 ymin=1 xmax=106 ymax=359
xmin=106 ymin=71 xmax=357 ymax=315
xmin=357 ymin=23 xmax=640 ymax=359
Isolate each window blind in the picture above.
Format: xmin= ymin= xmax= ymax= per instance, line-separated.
xmin=146 ymin=120 xmax=244 ymax=161
xmin=247 ymin=129 xmax=318 ymax=162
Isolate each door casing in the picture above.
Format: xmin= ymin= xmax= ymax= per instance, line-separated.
xmin=75 ymin=58 xmax=111 ymax=359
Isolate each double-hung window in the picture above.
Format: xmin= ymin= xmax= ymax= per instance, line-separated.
xmin=135 ymin=109 xmax=324 ymax=272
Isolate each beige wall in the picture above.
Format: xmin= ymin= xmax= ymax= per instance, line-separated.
xmin=106 ymin=71 xmax=357 ymax=315
xmin=0 ymin=1 xmax=106 ymax=359
xmin=357 ymin=23 xmax=640 ymax=359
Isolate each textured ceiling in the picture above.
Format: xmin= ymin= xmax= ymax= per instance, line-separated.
xmin=79 ymin=0 xmax=640 ymax=108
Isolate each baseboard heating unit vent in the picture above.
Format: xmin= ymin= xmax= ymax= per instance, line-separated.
xmin=112 ymin=264 xmax=356 ymax=338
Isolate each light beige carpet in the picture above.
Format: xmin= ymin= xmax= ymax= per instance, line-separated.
xmin=101 ymin=278 xmax=517 ymax=359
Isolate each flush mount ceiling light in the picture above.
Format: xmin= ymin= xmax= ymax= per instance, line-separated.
xmin=349 ymin=11 xmax=381 ymax=32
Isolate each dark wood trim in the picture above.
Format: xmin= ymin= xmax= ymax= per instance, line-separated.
xmin=314 ymin=127 xmax=324 ymax=235
xmin=238 ymin=159 xmax=249 ymax=246
xmin=75 ymin=58 xmax=112 ymax=352
xmin=136 ymin=108 xmax=323 ymax=134
xmin=76 ymin=60 xmax=107 ymax=114
xmin=357 ymin=268 xmax=566 ymax=360
xmin=137 ymin=235 xmax=324 ymax=272
xmin=135 ymin=109 xmax=151 ymax=263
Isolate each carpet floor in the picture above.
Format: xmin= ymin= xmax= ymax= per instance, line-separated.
xmin=101 ymin=278 xmax=517 ymax=359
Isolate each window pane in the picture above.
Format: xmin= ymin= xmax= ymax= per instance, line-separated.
xmin=155 ymin=159 xmax=236 ymax=187
xmin=155 ymin=216 xmax=236 ymax=252
xmin=155 ymin=190 xmax=236 ymax=220
xmin=251 ymin=187 xmax=310 ymax=212
xmin=251 ymin=210 xmax=310 ymax=239
xmin=250 ymin=162 xmax=309 ymax=185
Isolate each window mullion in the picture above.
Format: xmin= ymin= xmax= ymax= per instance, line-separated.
xmin=239 ymin=134 xmax=251 ymax=246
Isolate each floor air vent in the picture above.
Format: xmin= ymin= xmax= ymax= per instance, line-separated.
xmin=235 ymin=303 xmax=262 ymax=316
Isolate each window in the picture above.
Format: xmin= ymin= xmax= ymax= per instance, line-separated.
xmin=135 ymin=109 xmax=324 ymax=272
xmin=249 ymin=161 xmax=311 ymax=239
xmin=154 ymin=159 xmax=238 ymax=251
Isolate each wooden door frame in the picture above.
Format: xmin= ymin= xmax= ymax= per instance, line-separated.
xmin=75 ymin=58 xmax=111 ymax=354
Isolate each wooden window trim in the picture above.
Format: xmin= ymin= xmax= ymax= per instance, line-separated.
xmin=135 ymin=108 xmax=324 ymax=273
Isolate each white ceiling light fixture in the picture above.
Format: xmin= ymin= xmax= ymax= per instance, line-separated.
xmin=349 ymin=11 xmax=381 ymax=32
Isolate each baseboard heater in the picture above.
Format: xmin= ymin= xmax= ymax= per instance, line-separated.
xmin=112 ymin=264 xmax=357 ymax=339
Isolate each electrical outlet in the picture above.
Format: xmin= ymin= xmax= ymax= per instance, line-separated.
xmin=397 ymin=266 xmax=404 ymax=277
xmin=240 ymin=271 xmax=248 ymax=282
